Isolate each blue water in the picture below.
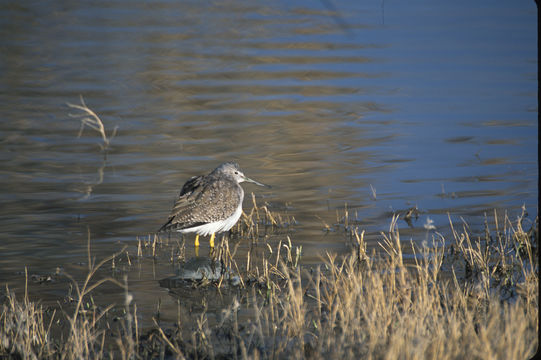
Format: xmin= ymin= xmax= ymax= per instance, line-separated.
xmin=0 ymin=0 xmax=537 ymax=306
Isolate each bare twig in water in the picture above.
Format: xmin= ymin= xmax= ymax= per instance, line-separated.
xmin=369 ymin=184 xmax=377 ymax=201
xmin=67 ymin=95 xmax=118 ymax=151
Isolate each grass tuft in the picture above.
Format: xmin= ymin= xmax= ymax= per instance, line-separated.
xmin=67 ymin=95 xmax=118 ymax=151
xmin=1 ymin=211 xmax=537 ymax=359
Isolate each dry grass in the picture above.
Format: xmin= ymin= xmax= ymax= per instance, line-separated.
xmin=67 ymin=95 xmax=118 ymax=151
xmin=235 ymin=193 xmax=296 ymax=239
xmin=207 ymin=212 xmax=537 ymax=359
xmin=1 ymin=209 xmax=537 ymax=359
xmin=67 ymin=97 xmax=117 ymax=200
xmin=1 ymin=242 xmax=134 ymax=359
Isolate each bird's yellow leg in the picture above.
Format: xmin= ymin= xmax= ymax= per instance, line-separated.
xmin=209 ymin=233 xmax=215 ymax=248
xmin=194 ymin=234 xmax=200 ymax=247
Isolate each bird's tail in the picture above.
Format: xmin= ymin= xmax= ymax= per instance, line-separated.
xmin=157 ymin=218 xmax=173 ymax=233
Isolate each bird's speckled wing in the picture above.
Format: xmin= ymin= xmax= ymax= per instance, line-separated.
xmin=158 ymin=175 xmax=242 ymax=232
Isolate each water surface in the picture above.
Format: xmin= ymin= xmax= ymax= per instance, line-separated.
xmin=0 ymin=0 xmax=537 ymax=326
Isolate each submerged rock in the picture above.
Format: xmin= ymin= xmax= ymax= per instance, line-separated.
xmin=159 ymin=256 xmax=240 ymax=288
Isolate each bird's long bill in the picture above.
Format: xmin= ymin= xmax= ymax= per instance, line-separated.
xmin=243 ymin=176 xmax=271 ymax=188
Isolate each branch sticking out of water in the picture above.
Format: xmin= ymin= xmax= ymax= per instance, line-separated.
xmin=67 ymin=95 xmax=118 ymax=151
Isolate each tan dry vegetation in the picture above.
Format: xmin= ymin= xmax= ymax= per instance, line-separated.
xmin=1 ymin=209 xmax=538 ymax=359
xmin=67 ymin=95 xmax=118 ymax=152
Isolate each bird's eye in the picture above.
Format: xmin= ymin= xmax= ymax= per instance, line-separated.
xmin=234 ymin=171 xmax=238 ymax=175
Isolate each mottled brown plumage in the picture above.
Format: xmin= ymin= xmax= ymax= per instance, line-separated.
xmin=158 ymin=162 xmax=268 ymax=245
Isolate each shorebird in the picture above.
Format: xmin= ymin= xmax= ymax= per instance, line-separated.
xmin=158 ymin=162 xmax=269 ymax=248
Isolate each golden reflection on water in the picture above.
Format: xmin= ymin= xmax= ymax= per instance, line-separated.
xmin=0 ymin=0 xmax=537 ymax=327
